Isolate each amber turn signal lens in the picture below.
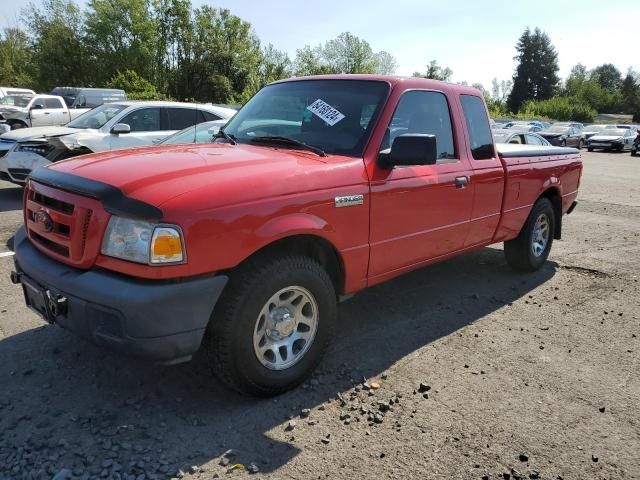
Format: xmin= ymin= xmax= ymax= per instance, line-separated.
xmin=150 ymin=227 xmax=184 ymax=263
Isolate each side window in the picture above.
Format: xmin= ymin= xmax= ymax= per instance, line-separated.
xmin=32 ymin=97 xmax=47 ymax=109
xmin=166 ymin=108 xmax=201 ymax=130
xmin=526 ymin=134 xmax=543 ymax=145
xmin=44 ymin=98 xmax=64 ymax=109
xmin=384 ymin=90 xmax=456 ymax=160
xmin=460 ymin=95 xmax=495 ymax=160
xmin=119 ymin=108 xmax=161 ymax=132
xmin=200 ymin=111 xmax=222 ymax=122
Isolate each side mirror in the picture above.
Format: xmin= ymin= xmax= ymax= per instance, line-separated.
xmin=207 ymin=126 xmax=220 ymax=136
xmin=378 ymin=134 xmax=438 ymax=169
xmin=111 ymin=123 xmax=131 ymax=134
xmin=30 ymin=104 xmax=44 ymax=110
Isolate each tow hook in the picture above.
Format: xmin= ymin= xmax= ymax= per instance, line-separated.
xmin=10 ymin=271 xmax=21 ymax=285
xmin=46 ymin=291 xmax=68 ymax=317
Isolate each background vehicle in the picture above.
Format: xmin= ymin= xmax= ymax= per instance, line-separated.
xmin=158 ymin=120 xmax=227 ymax=145
xmin=10 ymin=76 xmax=582 ymax=396
xmin=503 ymin=121 xmax=544 ymax=132
xmin=493 ymin=129 xmax=551 ymax=146
xmin=0 ymin=94 xmax=89 ymax=130
xmin=0 ymin=86 xmax=35 ymax=100
xmin=631 ymin=131 xmax=640 ymax=156
xmin=49 ymin=87 xmax=127 ymax=109
xmin=539 ymin=125 xmax=584 ymax=148
xmin=0 ymin=102 xmax=236 ymax=184
xmin=587 ymin=127 xmax=636 ymax=152
xmin=583 ymin=124 xmax=607 ymax=139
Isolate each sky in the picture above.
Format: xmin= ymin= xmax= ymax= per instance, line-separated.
xmin=2 ymin=0 xmax=639 ymax=89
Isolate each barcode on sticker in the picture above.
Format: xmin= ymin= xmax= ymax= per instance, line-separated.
xmin=306 ymin=99 xmax=345 ymax=126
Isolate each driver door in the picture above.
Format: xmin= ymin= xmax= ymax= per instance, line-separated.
xmin=368 ymin=90 xmax=474 ymax=281
xmin=28 ymin=97 xmax=50 ymax=127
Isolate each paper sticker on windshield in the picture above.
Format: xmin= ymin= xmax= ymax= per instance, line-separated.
xmin=306 ymin=99 xmax=345 ymax=126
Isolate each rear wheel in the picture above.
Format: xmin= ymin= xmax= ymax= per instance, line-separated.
xmin=504 ymin=198 xmax=555 ymax=272
xmin=587 ymin=147 xmax=594 ymax=152
xmin=204 ymin=254 xmax=336 ymax=396
xmin=578 ymin=139 xmax=584 ymax=150
xmin=560 ymin=139 xmax=567 ymax=147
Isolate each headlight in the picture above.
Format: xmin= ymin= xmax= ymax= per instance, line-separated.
xmin=101 ymin=216 xmax=185 ymax=265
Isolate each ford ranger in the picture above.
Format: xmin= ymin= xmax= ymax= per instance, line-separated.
xmin=10 ymin=75 xmax=582 ymax=396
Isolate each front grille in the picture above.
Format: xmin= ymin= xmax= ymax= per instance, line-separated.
xmin=25 ymin=181 xmax=98 ymax=267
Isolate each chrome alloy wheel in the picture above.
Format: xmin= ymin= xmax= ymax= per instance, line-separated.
xmin=253 ymin=286 xmax=319 ymax=370
xmin=531 ymin=213 xmax=550 ymax=257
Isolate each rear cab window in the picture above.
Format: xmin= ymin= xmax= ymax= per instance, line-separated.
xmin=44 ymin=98 xmax=64 ymax=109
xmin=460 ymin=95 xmax=495 ymax=160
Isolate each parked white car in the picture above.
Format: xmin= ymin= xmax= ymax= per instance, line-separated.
xmin=0 ymin=94 xmax=90 ymax=130
xmin=0 ymin=101 xmax=236 ymax=185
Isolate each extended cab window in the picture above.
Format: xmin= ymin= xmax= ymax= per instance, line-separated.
xmin=460 ymin=95 xmax=495 ymax=160
xmin=120 ymin=108 xmax=161 ymax=132
xmin=201 ymin=111 xmax=222 ymax=122
xmin=383 ymin=90 xmax=456 ymax=160
xmin=44 ymin=98 xmax=64 ymax=109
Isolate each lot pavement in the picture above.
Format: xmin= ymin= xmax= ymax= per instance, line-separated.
xmin=0 ymin=151 xmax=639 ymax=480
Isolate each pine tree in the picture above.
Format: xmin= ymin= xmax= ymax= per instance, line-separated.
xmin=507 ymin=27 xmax=560 ymax=113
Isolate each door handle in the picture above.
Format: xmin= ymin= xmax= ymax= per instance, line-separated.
xmin=455 ymin=176 xmax=470 ymax=188
xmin=43 ymin=112 xmax=50 ymax=115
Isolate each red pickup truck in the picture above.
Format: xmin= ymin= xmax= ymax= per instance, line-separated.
xmin=11 ymin=75 xmax=582 ymax=396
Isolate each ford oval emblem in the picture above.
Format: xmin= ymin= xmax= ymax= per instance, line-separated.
xmin=35 ymin=209 xmax=53 ymax=233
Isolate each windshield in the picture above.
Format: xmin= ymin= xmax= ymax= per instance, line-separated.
xmin=598 ymin=129 xmax=625 ymax=136
xmin=0 ymin=95 xmax=33 ymax=107
xmin=66 ymin=103 xmax=127 ymax=129
xmin=161 ymin=121 xmax=220 ymax=145
xmin=222 ymin=80 xmax=390 ymax=156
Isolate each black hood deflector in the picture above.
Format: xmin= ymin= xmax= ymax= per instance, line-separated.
xmin=29 ymin=167 xmax=163 ymax=221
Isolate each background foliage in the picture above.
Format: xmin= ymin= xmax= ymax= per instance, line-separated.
xmin=1 ymin=2 xmax=639 ymax=122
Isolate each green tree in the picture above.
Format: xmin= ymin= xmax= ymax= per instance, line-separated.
xmin=84 ymin=0 xmax=158 ymax=87
xmin=258 ymin=44 xmax=291 ymax=87
xmin=412 ymin=60 xmax=453 ymax=81
xmin=374 ymin=51 xmax=397 ymax=75
xmin=323 ymin=32 xmax=378 ymax=74
xmin=522 ymin=97 xmax=595 ymax=123
xmin=591 ymin=63 xmax=623 ymax=91
xmin=106 ymin=70 xmax=165 ymax=100
xmin=25 ymin=0 xmax=88 ymax=90
xmin=0 ymin=28 xmax=34 ymax=87
xmin=620 ymin=69 xmax=640 ymax=114
xmin=507 ymin=27 xmax=560 ymax=113
xmin=293 ymin=45 xmax=335 ymax=76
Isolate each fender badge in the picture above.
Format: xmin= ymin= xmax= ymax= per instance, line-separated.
xmin=335 ymin=195 xmax=364 ymax=208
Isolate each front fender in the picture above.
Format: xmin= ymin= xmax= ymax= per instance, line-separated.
xmin=255 ymin=213 xmax=333 ymax=244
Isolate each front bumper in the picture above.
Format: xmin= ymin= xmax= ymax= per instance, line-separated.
xmin=1 ymin=150 xmax=50 ymax=184
xmin=12 ymin=226 xmax=228 ymax=363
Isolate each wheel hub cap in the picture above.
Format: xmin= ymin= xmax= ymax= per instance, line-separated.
xmin=531 ymin=213 xmax=550 ymax=257
xmin=253 ymin=286 xmax=319 ymax=371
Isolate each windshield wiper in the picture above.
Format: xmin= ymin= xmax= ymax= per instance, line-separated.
xmin=250 ymin=136 xmax=326 ymax=157
xmin=215 ymin=129 xmax=237 ymax=145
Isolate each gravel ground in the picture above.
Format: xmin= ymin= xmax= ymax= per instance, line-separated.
xmin=0 ymin=151 xmax=638 ymax=480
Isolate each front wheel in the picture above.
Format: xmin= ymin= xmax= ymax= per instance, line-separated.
xmin=587 ymin=147 xmax=594 ymax=152
xmin=10 ymin=122 xmax=26 ymax=130
xmin=504 ymin=198 xmax=555 ymax=272
xmin=560 ymin=139 xmax=567 ymax=147
xmin=578 ymin=139 xmax=584 ymax=150
xmin=204 ymin=254 xmax=336 ymax=396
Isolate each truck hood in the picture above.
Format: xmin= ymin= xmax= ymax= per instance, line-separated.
xmin=1 ymin=126 xmax=80 ymax=142
xmin=47 ymin=143 xmax=364 ymax=212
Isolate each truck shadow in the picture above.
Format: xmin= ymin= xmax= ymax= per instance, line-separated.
xmin=0 ymin=183 xmax=23 ymax=213
xmin=0 ymin=246 xmax=556 ymax=477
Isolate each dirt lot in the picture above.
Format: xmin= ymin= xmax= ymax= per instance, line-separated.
xmin=0 ymin=151 xmax=638 ymax=480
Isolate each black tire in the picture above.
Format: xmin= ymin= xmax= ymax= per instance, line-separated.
xmin=204 ymin=254 xmax=336 ymax=396
xmin=504 ymin=198 xmax=555 ymax=272
xmin=560 ymin=139 xmax=567 ymax=147
xmin=10 ymin=122 xmax=26 ymax=130
xmin=578 ymin=139 xmax=584 ymax=150
xmin=587 ymin=147 xmax=594 ymax=152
